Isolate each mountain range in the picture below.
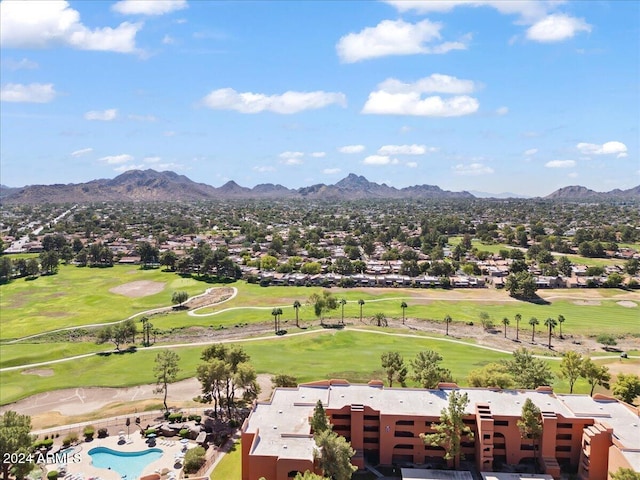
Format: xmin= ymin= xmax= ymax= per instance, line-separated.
xmin=0 ymin=170 xmax=637 ymax=204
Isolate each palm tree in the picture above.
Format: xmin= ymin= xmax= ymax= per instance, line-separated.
xmin=358 ymin=299 xmax=365 ymax=322
xmin=557 ymin=314 xmax=565 ymax=339
xmin=293 ymin=300 xmax=301 ymax=328
xmin=515 ymin=313 xmax=522 ymax=341
xmin=339 ymin=298 xmax=347 ymax=324
xmin=444 ymin=314 xmax=452 ymax=336
xmin=529 ymin=317 xmax=539 ymax=342
xmin=272 ymin=307 xmax=279 ymax=334
xmin=400 ymin=301 xmax=408 ymax=324
xmin=544 ymin=317 xmax=557 ymax=349
xmin=502 ymin=317 xmax=510 ymax=338
xmin=140 ymin=316 xmax=149 ymax=346
xmin=372 ymin=312 xmax=387 ymax=327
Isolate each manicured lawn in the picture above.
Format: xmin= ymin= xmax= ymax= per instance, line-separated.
xmin=0 ymin=342 xmax=112 ymax=368
xmin=0 ymin=264 xmax=206 ymax=340
xmin=210 ymin=440 xmax=241 ymax=480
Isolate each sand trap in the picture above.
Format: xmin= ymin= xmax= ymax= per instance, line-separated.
xmin=572 ymin=300 xmax=602 ymax=306
xmin=617 ymin=301 xmax=637 ymax=308
xmin=22 ymin=369 xmax=54 ymax=377
xmin=109 ymin=280 xmax=165 ymax=298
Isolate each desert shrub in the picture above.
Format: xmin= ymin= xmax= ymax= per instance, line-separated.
xmin=179 ymin=428 xmax=189 ymax=438
xmin=33 ymin=439 xmax=54 ymax=450
xmin=168 ymin=413 xmax=183 ymax=422
xmin=97 ymin=428 xmax=108 ymax=438
xmin=183 ymin=446 xmax=206 ymax=474
xmin=47 ymin=471 xmax=58 ymax=480
xmin=145 ymin=428 xmax=157 ymax=436
xmin=83 ymin=426 xmax=95 ymax=438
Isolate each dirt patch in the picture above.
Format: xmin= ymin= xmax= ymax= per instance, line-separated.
xmin=617 ymin=301 xmax=637 ymax=308
xmin=572 ymin=300 xmax=602 ymax=306
xmin=109 ymin=280 xmax=165 ymax=298
xmin=186 ymin=287 xmax=235 ymax=310
xmin=22 ymin=369 xmax=54 ymax=377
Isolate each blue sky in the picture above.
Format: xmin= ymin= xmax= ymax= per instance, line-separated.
xmin=1 ymin=0 xmax=638 ymax=196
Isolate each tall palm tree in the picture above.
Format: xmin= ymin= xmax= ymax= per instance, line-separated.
xmin=140 ymin=316 xmax=149 ymax=346
xmin=502 ymin=317 xmax=510 ymax=338
xmin=400 ymin=301 xmax=408 ymax=324
xmin=557 ymin=314 xmax=565 ymax=339
xmin=544 ymin=317 xmax=557 ymax=349
xmin=293 ymin=300 xmax=301 ymax=328
xmin=515 ymin=313 xmax=522 ymax=341
xmin=358 ymin=299 xmax=365 ymax=322
xmin=444 ymin=314 xmax=452 ymax=336
xmin=272 ymin=307 xmax=282 ymax=334
xmin=339 ymin=298 xmax=347 ymax=324
xmin=529 ymin=317 xmax=539 ymax=342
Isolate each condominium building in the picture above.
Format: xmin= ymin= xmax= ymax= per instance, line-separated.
xmin=241 ymin=380 xmax=640 ymax=480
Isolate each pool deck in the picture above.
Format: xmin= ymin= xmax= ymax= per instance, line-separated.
xmin=48 ymin=434 xmax=193 ymax=480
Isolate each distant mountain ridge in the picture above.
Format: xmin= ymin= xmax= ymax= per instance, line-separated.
xmin=1 ymin=169 xmax=637 ymax=204
xmin=1 ymin=170 xmax=475 ymax=203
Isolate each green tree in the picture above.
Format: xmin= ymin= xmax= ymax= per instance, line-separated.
xmin=505 ymin=271 xmax=537 ymax=299
xmin=260 ymin=254 xmax=278 ymax=271
xmin=612 ymin=373 xmax=640 ymax=405
xmin=358 ymin=299 xmax=365 ymax=322
xmin=381 ymin=351 xmax=408 ymax=387
xmin=421 ymin=390 xmax=472 ymax=470
xmin=400 ymin=301 xmax=408 ymax=324
xmin=271 ymin=374 xmax=298 ymax=388
xmin=544 ymin=317 xmax=557 ymax=349
xmin=154 ymin=350 xmax=180 ymax=412
xmin=272 ymin=307 xmax=283 ymax=334
xmin=529 ymin=317 xmax=539 ymax=342
xmin=610 ymin=468 xmax=640 ymax=480
xmin=137 ymin=241 xmax=159 ymax=268
xmin=310 ymin=399 xmax=330 ymax=435
xmin=557 ymin=314 xmax=565 ymax=338
xmin=515 ymin=313 xmax=522 ymax=341
xmin=294 ymin=472 xmax=329 ymax=480
xmin=339 ymin=298 xmax=347 ymax=324
xmin=0 ymin=411 xmax=34 ymax=480
xmin=25 ymin=257 xmax=39 ymax=278
xmin=172 ymin=290 xmax=189 ymax=308
xmin=39 ymin=250 xmax=59 ymax=274
xmin=411 ymin=350 xmax=453 ymax=388
xmin=0 ymin=257 xmax=12 ymax=282
xmin=371 ymin=312 xmax=387 ymax=327
xmin=314 ymin=429 xmax=357 ymax=480
xmin=309 ymin=291 xmax=338 ymax=325
xmin=467 ymin=362 xmax=513 ymax=389
xmin=502 ymin=348 xmax=554 ymax=389
xmin=502 ymin=317 xmax=510 ymax=338
xmin=160 ymin=250 xmax=177 ymax=271
xmin=559 ymin=351 xmax=584 ymax=394
xmin=293 ymin=300 xmax=302 ymax=328
xmin=444 ymin=314 xmax=452 ymax=336
xmin=517 ymin=398 xmax=542 ymax=472
xmin=581 ymin=358 xmax=611 ymax=395
xmin=96 ymin=320 xmax=136 ymax=351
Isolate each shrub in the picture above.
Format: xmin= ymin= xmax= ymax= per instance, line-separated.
xmin=179 ymin=428 xmax=189 ymax=438
xmin=83 ymin=426 xmax=95 ymax=438
xmin=188 ymin=415 xmax=202 ymax=423
xmin=33 ymin=438 xmax=54 ymax=450
xmin=168 ymin=413 xmax=183 ymax=422
xmin=47 ymin=471 xmax=59 ymax=480
xmin=145 ymin=428 xmax=157 ymax=436
xmin=183 ymin=446 xmax=206 ymax=474
xmin=97 ymin=428 xmax=108 ymax=438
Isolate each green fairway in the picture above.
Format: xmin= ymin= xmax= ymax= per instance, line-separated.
xmin=210 ymin=440 xmax=241 ymax=480
xmin=0 ymin=264 xmax=206 ymax=340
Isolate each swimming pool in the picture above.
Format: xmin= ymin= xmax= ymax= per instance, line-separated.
xmin=88 ymin=447 xmax=163 ymax=479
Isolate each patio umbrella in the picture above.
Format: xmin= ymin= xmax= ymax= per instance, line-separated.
xmin=180 ymin=438 xmax=189 ymax=444
xmin=147 ymin=433 xmax=157 ymax=438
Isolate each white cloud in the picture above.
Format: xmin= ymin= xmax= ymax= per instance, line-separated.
xmin=0 ymin=0 xmax=141 ymax=53
xmin=128 ymin=113 xmax=157 ymax=122
xmin=0 ymin=83 xmax=56 ymax=103
xmin=362 ymin=75 xmax=479 ymax=117
xmin=2 ymin=58 xmax=39 ymax=70
xmin=545 ymin=160 xmax=576 ymax=168
xmin=162 ymin=34 xmax=175 ymax=45
xmin=576 ymin=141 xmax=628 ymax=158
xmin=568 ymin=172 xmax=579 ymax=178
xmin=84 ymin=109 xmax=118 ymax=121
xmin=496 ymin=106 xmax=509 ymax=115
xmin=279 ymin=151 xmax=304 ymax=165
xmin=253 ymin=165 xmax=276 ymax=173
xmin=114 ymin=163 xmax=144 ymax=172
xmin=100 ymin=154 xmax=134 ymax=165
xmin=112 ymin=0 xmax=188 ymax=15
xmin=158 ymin=162 xmax=183 ymax=170
xmin=406 ymin=161 xmax=418 ymax=168
xmin=143 ymin=156 xmax=161 ymax=163
xmin=363 ymin=155 xmax=399 ymax=166
xmin=336 ymin=19 xmax=468 ymax=63
xmin=201 ymin=88 xmax=346 ymax=114
xmin=311 ymin=152 xmax=326 ymax=158
xmin=377 ymin=74 xmax=477 ymax=95
xmin=339 ymin=145 xmax=365 ymax=154
xmin=378 ymin=144 xmax=436 ymax=155
xmin=524 ymin=148 xmax=538 ymax=156
xmin=526 ymin=14 xmax=591 ymax=43
xmin=71 ymin=148 xmax=93 ymax=157
xmin=323 ymin=168 xmax=342 ymax=175
xmin=453 ymin=163 xmax=494 ymax=175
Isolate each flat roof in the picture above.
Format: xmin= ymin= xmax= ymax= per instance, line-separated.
xmin=481 ymin=474 xmax=554 ymax=480
xmin=402 ymin=469 xmax=474 ymax=480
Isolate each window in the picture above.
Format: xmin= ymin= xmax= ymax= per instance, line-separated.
xmin=332 ymin=414 xmax=350 ymax=420
xmin=395 ymin=431 xmax=413 ymax=438
xmin=364 ymin=425 xmax=379 ymax=432
xmin=396 ymin=420 xmax=414 ymax=426
xmin=558 ymin=423 xmax=573 ymax=429
xmin=556 ymin=434 xmax=572 ymax=440
xmin=364 ymin=437 xmax=378 ymax=444
xmin=494 ymin=420 xmax=509 ymax=426
xmin=364 ymin=415 xmax=378 ymax=421
xmin=395 ymin=444 xmax=413 ymax=450
xmin=556 ymin=446 xmax=572 ymax=452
